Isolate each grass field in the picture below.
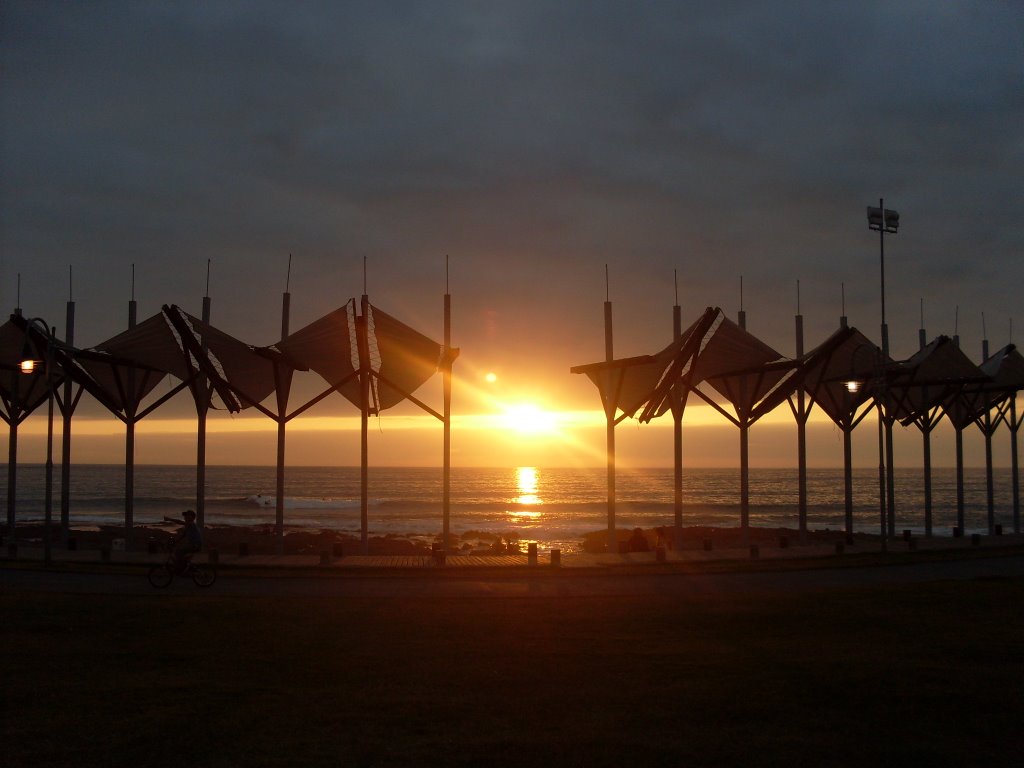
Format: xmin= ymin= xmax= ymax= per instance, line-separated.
xmin=5 ymin=573 xmax=1023 ymax=767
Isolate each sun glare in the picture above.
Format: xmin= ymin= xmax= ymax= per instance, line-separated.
xmin=500 ymin=403 xmax=558 ymax=435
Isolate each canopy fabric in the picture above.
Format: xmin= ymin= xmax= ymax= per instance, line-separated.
xmin=368 ymin=303 xmax=444 ymax=411
xmin=274 ymin=299 xmax=442 ymax=414
xmin=892 ymin=337 xmax=989 ymax=429
xmin=980 ymin=344 xmax=1024 ymax=395
xmin=798 ymin=326 xmax=881 ymax=426
xmin=570 ymin=307 xmax=722 ymax=422
xmin=690 ymin=315 xmax=793 ymax=419
xmin=167 ymin=306 xmax=284 ymax=411
xmin=275 ymin=300 xmax=361 ymax=406
xmin=0 ymin=318 xmax=56 ymax=416
xmin=92 ymin=312 xmax=193 ymax=382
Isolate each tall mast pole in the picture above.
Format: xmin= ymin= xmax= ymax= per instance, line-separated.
xmin=604 ymin=265 xmax=616 ymax=553
xmin=60 ymin=266 xmax=75 ymax=547
xmin=443 ymin=256 xmax=452 ymax=552
xmin=795 ymin=280 xmax=808 ymax=544
xmin=196 ymin=260 xmax=211 ymax=529
xmin=275 ymin=255 xmax=292 ymax=554
xmin=126 ymin=266 xmax=138 ymax=544
xmin=672 ymin=270 xmax=683 ymax=551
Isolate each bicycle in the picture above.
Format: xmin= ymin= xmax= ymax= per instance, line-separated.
xmin=147 ymin=543 xmax=217 ymax=588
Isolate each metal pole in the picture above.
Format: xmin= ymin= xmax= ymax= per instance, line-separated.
xmin=877 ymin=198 xmax=896 ymax=540
xmin=843 ymin=425 xmax=854 ymax=537
xmin=796 ymin=311 xmax=807 ymax=544
xmin=923 ymin=427 xmax=933 ymax=537
xmin=44 ymin=326 xmax=55 ymax=566
xmin=125 ymin=299 xmax=137 ymax=545
xmin=443 ymin=291 xmax=452 ymax=552
xmin=672 ymin=302 xmax=683 ymax=550
xmin=196 ymin=295 xmax=211 ymax=529
xmin=878 ymin=402 xmax=887 ymax=553
xmin=1012 ymin=397 xmax=1020 ymax=534
xmin=955 ymin=427 xmax=965 ymax=533
xmin=604 ymin=298 xmax=615 ymax=553
xmin=360 ymin=295 xmax=370 ymax=555
xmin=60 ymin=299 xmax=74 ymax=546
xmin=275 ymin=290 xmax=290 ymax=555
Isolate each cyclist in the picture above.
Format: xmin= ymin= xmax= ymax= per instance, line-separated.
xmin=167 ymin=509 xmax=203 ymax=574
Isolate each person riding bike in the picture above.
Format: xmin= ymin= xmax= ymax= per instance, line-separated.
xmin=167 ymin=509 xmax=203 ymax=574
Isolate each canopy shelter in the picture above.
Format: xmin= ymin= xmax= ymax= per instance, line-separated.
xmin=975 ymin=344 xmax=1024 ymax=534
xmin=3 ymin=314 xmax=126 ymax=542
xmin=272 ymin=296 xmax=452 ymax=554
xmin=77 ymin=310 xmax=213 ymax=542
xmin=643 ymin=312 xmax=797 ymax=543
xmin=784 ymin=326 xmax=882 ymax=537
xmin=164 ymin=302 xmax=299 ymax=552
xmin=571 ymin=306 xmax=722 ymax=550
xmin=1 ymin=317 xmax=63 ymax=535
xmin=893 ymin=338 xmax=991 ymax=533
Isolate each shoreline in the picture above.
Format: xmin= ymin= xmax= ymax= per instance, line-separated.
xmin=2 ymin=520 xmax=893 ymax=557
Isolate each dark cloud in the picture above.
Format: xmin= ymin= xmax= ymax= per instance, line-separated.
xmin=2 ymin=0 xmax=1022 ymax=402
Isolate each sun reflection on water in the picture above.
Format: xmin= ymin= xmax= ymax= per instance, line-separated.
xmin=511 ymin=466 xmax=542 ymax=513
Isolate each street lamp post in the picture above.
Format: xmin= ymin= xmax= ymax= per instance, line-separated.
xmin=20 ymin=319 xmax=57 ymax=566
xmin=867 ymin=199 xmax=899 ymax=539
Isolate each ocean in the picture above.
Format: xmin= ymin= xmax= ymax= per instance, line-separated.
xmin=3 ymin=464 xmax=1019 ymax=553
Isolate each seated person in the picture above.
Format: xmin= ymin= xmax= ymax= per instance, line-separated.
xmin=628 ymin=527 xmax=650 ymax=553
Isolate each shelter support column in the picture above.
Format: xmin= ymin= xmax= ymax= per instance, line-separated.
xmin=443 ymin=291 xmax=452 ymax=552
xmin=1012 ymin=397 xmax=1020 ymax=535
xmin=923 ymin=428 xmax=933 ymax=538
xmin=955 ymin=428 xmax=965 ymax=533
xmin=60 ymin=298 xmax=74 ymax=546
xmin=843 ymin=427 xmax=853 ymax=536
xmin=604 ymin=299 xmax=615 ymax=554
xmin=672 ymin=303 xmax=682 ymax=550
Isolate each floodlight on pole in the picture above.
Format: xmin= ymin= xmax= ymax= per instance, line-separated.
xmin=867 ymin=198 xmax=899 ymax=541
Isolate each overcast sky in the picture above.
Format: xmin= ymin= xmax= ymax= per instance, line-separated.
xmin=2 ymin=1 xmax=1022 ymax=420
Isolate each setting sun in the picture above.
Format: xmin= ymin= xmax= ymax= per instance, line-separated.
xmin=500 ymin=403 xmax=559 ymax=435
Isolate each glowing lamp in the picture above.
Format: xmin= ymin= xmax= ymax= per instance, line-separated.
xmin=845 ymin=380 xmax=862 ymax=394
xmin=20 ymin=358 xmax=38 ymax=374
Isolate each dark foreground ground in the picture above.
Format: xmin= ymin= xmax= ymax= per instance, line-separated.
xmin=4 ymin=557 xmax=1024 ymax=767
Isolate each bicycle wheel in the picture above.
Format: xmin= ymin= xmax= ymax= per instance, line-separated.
xmin=147 ymin=565 xmax=173 ymax=588
xmin=191 ymin=565 xmax=217 ymax=588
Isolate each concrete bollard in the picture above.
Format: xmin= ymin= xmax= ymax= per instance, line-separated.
xmin=319 ymin=550 xmax=331 ymax=565
xmin=550 ymin=549 xmax=561 ymax=567
xmin=995 ymin=524 xmax=1003 ymax=536
xmin=749 ymin=545 xmax=759 ymax=560
xmin=902 ymin=529 xmax=912 ymax=541
xmin=703 ymin=539 xmax=713 ymax=552
xmin=845 ymin=533 xmax=855 ymax=546
xmin=907 ymin=537 xmax=917 ymax=551
xmin=100 ymin=547 xmax=111 ymax=562
xmin=528 ymin=542 xmax=538 ymax=566
xmin=835 ymin=542 xmax=845 ymax=555
xmin=655 ymin=545 xmax=666 ymax=562
xmin=952 ymin=526 xmax=962 ymax=538
xmin=67 ymin=537 xmax=78 ymax=552
xmin=332 ymin=542 xmax=344 ymax=558
xmin=238 ymin=542 xmax=249 ymax=557
xmin=971 ymin=533 xmax=981 ymax=547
